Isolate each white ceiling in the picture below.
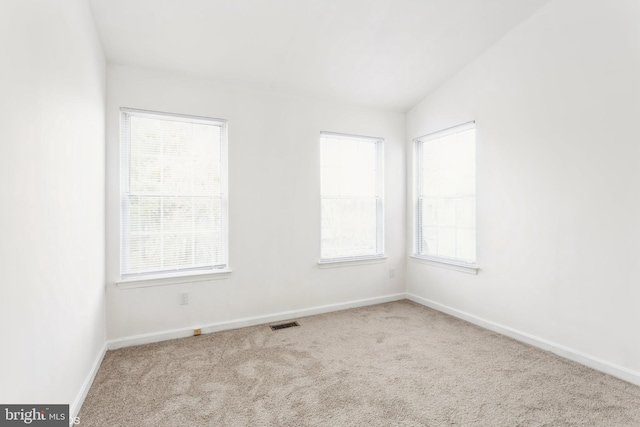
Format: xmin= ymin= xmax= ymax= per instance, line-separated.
xmin=89 ymin=0 xmax=550 ymax=112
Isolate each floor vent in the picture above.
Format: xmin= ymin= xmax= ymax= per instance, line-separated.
xmin=270 ymin=321 xmax=300 ymax=331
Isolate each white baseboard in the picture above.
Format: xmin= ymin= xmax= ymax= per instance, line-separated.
xmin=107 ymin=293 xmax=406 ymax=350
xmin=70 ymin=342 xmax=107 ymax=425
xmin=407 ymin=293 xmax=640 ymax=387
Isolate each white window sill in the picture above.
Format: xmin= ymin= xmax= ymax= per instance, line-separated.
xmin=409 ymin=256 xmax=478 ymax=275
xmin=318 ymin=256 xmax=387 ymax=269
xmin=116 ymin=269 xmax=232 ymax=289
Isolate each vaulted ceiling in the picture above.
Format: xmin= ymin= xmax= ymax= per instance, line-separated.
xmin=89 ymin=0 xmax=550 ymax=112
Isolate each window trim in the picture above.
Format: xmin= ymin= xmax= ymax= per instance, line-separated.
xmin=413 ymin=121 xmax=477 ymax=270
xmin=409 ymin=256 xmax=478 ymax=274
xmin=318 ymin=256 xmax=387 ymax=269
xmin=319 ymin=131 xmax=385 ymax=264
xmin=116 ymin=268 xmax=232 ymax=289
xmin=119 ymin=107 xmax=229 ymax=282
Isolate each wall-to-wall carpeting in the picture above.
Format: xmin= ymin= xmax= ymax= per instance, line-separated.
xmin=78 ymin=301 xmax=640 ymax=426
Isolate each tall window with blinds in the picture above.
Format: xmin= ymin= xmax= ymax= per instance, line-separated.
xmin=320 ymin=132 xmax=384 ymax=262
xmin=120 ymin=108 xmax=228 ymax=278
xmin=414 ymin=122 xmax=476 ymax=266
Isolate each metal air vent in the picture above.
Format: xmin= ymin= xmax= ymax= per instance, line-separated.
xmin=270 ymin=321 xmax=300 ymax=331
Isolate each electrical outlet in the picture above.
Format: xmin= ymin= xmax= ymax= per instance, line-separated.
xmin=179 ymin=292 xmax=189 ymax=305
xmin=389 ymin=268 xmax=395 ymax=278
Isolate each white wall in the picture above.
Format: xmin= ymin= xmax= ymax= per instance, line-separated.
xmin=106 ymin=65 xmax=405 ymax=341
xmin=0 ymin=0 xmax=106 ymax=408
xmin=406 ymin=0 xmax=640 ymax=377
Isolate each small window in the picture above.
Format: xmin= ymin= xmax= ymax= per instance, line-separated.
xmin=414 ymin=121 xmax=476 ymax=267
xmin=120 ymin=108 xmax=228 ymax=279
xmin=320 ymin=132 xmax=384 ymax=262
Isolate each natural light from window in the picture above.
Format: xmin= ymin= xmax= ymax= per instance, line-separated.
xmin=415 ymin=122 xmax=476 ymax=265
xmin=120 ymin=109 xmax=228 ymax=278
xmin=320 ymin=132 xmax=384 ymax=262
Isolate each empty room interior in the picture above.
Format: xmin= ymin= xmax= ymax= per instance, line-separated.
xmin=2 ymin=0 xmax=640 ymax=425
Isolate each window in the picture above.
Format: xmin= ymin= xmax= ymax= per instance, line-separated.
xmin=120 ymin=108 xmax=228 ymax=279
xmin=414 ymin=121 xmax=476 ymax=267
xmin=320 ymin=132 xmax=384 ymax=262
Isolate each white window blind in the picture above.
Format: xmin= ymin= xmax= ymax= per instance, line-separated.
xmin=320 ymin=132 xmax=384 ymax=262
xmin=415 ymin=121 xmax=476 ymax=266
xmin=120 ymin=108 xmax=228 ymax=278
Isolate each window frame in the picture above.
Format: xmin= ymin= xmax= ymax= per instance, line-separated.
xmin=412 ymin=121 xmax=477 ymax=273
xmin=118 ymin=107 xmax=230 ymax=283
xmin=319 ymin=131 xmax=385 ymax=265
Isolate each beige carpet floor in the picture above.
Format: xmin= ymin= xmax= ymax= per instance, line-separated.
xmin=78 ymin=300 xmax=640 ymax=426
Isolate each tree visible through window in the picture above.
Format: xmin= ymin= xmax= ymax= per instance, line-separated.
xmin=320 ymin=132 xmax=384 ymax=262
xmin=120 ymin=109 xmax=228 ymax=278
